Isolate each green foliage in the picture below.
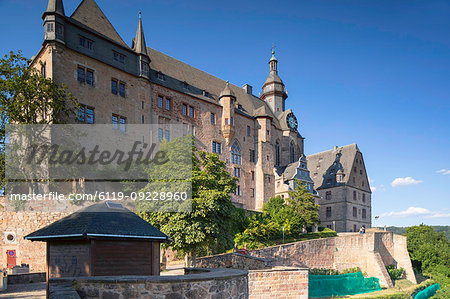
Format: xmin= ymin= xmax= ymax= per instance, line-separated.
xmin=405 ymin=224 xmax=450 ymax=274
xmin=386 ymin=265 xmax=405 ymax=281
xmin=309 ymin=267 xmax=361 ymax=276
xmin=0 ymin=51 xmax=78 ymax=192
xmin=139 ymin=137 xmax=238 ymax=263
xmin=234 ymin=181 xmax=321 ymax=249
xmin=404 ymin=224 xmax=450 ymax=299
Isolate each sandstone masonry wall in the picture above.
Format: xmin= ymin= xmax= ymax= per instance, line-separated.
xmin=197 ymin=252 xmax=268 ymax=270
xmin=248 ymin=267 xmax=308 ymax=299
xmin=50 ymin=268 xmax=249 ymax=299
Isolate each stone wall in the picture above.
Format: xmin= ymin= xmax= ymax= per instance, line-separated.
xmin=7 ymin=272 xmax=46 ymax=285
xmin=247 ymin=231 xmax=416 ymax=288
xmin=250 ymin=237 xmax=335 ymax=269
xmin=248 ymin=267 xmax=308 ymax=299
xmin=196 ymin=252 xmax=268 ymax=270
xmin=49 ymin=268 xmax=248 ymax=299
xmin=0 ymin=197 xmax=78 ymax=272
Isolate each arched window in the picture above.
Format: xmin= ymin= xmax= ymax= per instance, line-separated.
xmin=275 ymin=140 xmax=280 ymax=166
xmin=290 ymin=141 xmax=295 ymax=163
xmin=231 ymin=141 xmax=241 ymax=165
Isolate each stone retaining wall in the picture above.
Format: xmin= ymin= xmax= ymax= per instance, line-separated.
xmin=197 ymin=253 xmax=268 ymax=270
xmin=7 ymin=272 xmax=46 ymax=285
xmin=49 ymin=268 xmax=249 ymax=299
xmin=248 ymin=267 xmax=308 ymax=299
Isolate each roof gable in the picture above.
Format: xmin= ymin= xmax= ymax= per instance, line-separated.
xmin=70 ymin=0 xmax=128 ymax=48
xmin=25 ymin=202 xmax=169 ymax=241
xmin=308 ymin=144 xmax=364 ymax=190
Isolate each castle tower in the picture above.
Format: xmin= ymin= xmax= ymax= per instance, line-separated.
xmin=42 ymin=0 xmax=66 ymax=44
xmin=260 ymin=47 xmax=288 ymax=117
xmin=219 ymin=82 xmax=236 ymax=145
xmin=133 ymin=12 xmax=150 ymax=79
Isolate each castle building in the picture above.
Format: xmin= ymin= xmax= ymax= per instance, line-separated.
xmin=307 ymin=144 xmax=372 ymax=232
xmin=34 ymin=0 xmax=312 ymax=211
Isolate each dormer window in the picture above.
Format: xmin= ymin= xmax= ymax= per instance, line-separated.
xmin=203 ymin=90 xmax=209 ymax=97
xmin=113 ymin=51 xmax=125 ymax=64
xmin=79 ymin=36 xmax=93 ymax=50
xmin=183 ymin=82 xmax=189 ymax=90
xmin=157 ymin=72 xmax=165 ymax=81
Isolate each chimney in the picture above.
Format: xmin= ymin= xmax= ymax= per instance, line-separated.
xmin=242 ymin=84 xmax=253 ymax=95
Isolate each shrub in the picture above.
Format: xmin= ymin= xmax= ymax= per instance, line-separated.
xmin=386 ymin=265 xmax=404 ymax=281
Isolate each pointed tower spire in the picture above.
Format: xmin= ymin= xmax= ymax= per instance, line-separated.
xmin=134 ymin=12 xmax=148 ymax=56
xmin=43 ymin=0 xmax=65 ymax=18
xmin=269 ymin=43 xmax=278 ymax=74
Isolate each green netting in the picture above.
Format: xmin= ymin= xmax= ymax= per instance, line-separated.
xmin=309 ymin=272 xmax=382 ymax=298
xmin=414 ymin=283 xmax=440 ymax=299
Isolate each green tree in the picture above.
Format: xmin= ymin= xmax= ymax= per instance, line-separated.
xmin=139 ymin=137 xmax=238 ymax=266
xmin=0 ymin=51 xmax=77 ymax=193
xmin=286 ymin=180 xmax=320 ymax=228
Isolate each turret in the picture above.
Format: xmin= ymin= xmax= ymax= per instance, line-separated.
xmin=42 ymin=0 xmax=66 ymax=44
xmin=260 ymin=46 xmax=288 ymax=117
xmin=219 ymin=82 xmax=236 ymax=144
xmin=133 ymin=12 xmax=150 ymax=78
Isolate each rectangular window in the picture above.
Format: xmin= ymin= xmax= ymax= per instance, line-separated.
xmin=112 ymin=115 xmax=118 ymax=130
xmin=327 ymin=224 xmax=332 ymax=229
xmin=41 ymin=62 xmax=46 ymax=78
xmin=77 ymin=67 xmax=85 ymax=83
xmin=230 ymin=117 xmax=233 ymax=125
xmin=362 ymin=209 xmax=367 ymax=219
xmin=353 ymin=207 xmax=357 ymax=218
xmin=86 ymin=69 xmax=94 ymax=86
xmin=326 ymin=207 xmax=332 ymax=218
xmin=111 ymin=79 xmax=118 ymax=95
xmin=234 ymin=167 xmax=241 ymax=178
xmin=77 ymin=104 xmax=94 ymax=124
xmin=362 ymin=193 xmax=366 ymax=202
xmin=225 ymin=118 xmax=229 ymax=125
xmin=165 ymin=130 xmax=170 ymax=141
xmin=235 ymin=185 xmax=241 ymax=196
xmin=113 ymin=51 xmax=125 ymax=63
xmin=165 ymin=98 xmax=171 ymax=110
xmin=158 ymin=128 xmax=164 ymax=141
xmin=158 ymin=96 xmax=164 ymax=108
xmin=211 ymin=113 xmax=216 ymax=125
xmin=326 ymin=191 xmax=332 ymax=200
xmin=247 ymin=126 xmax=251 ymax=136
xmin=142 ymin=101 xmax=145 ymax=109
xmin=119 ymin=117 xmax=126 ymax=132
xmin=182 ymin=104 xmax=187 ymax=115
xmin=189 ymin=106 xmax=194 ymax=118
xmin=86 ymin=107 xmax=94 ymax=124
xmin=141 ymin=115 xmax=145 ymax=124
xmin=251 ymin=171 xmax=255 ymax=181
xmin=353 ymin=190 xmax=357 ymax=200
xmin=119 ymin=82 xmax=125 ymax=97
xmin=249 ymin=150 xmax=255 ymax=163
xmin=212 ymin=141 xmax=222 ymax=154
xmin=250 ymin=188 xmax=255 ymax=198
xmin=47 ymin=23 xmax=54 ymax=32
xmin=79 ymin=37 xmax=93 ymax=50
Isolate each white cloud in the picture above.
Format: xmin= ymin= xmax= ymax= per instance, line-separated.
xmin=391 ymin=177 xmax=423 ymax=187
xmin=381 ymin=207 xmax=450 ymax=218
xmin=370 ymin=186 xmax=376 ymax=192
xmin=368 ymin=177 xmax=375 ymax=184
xmin=436 ymin=169 xmax=450 ymax=175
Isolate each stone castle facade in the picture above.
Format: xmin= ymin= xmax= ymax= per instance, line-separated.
xmin=28 ymin=0 xmax=369 ymax=227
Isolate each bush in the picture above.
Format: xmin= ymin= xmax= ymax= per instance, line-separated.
xmin=386 ymin=265 xmax=404 ymax=281
xmin=308 ymin=267 xmax=360 ymax=275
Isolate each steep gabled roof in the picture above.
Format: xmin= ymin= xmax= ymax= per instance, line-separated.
xmin=307 ymin=144 xmax=363 ymax=190
xmin=147 ymin=47 xmax=281 ymax=127
xmin=25 ymin=202 xmax=169 ymax=241
xmin=70 ymin=0 xmax=128 ymax=48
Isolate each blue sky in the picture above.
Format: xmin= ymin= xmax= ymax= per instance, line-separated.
xmin=1 ymin=0 xmax=449 ymax=227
